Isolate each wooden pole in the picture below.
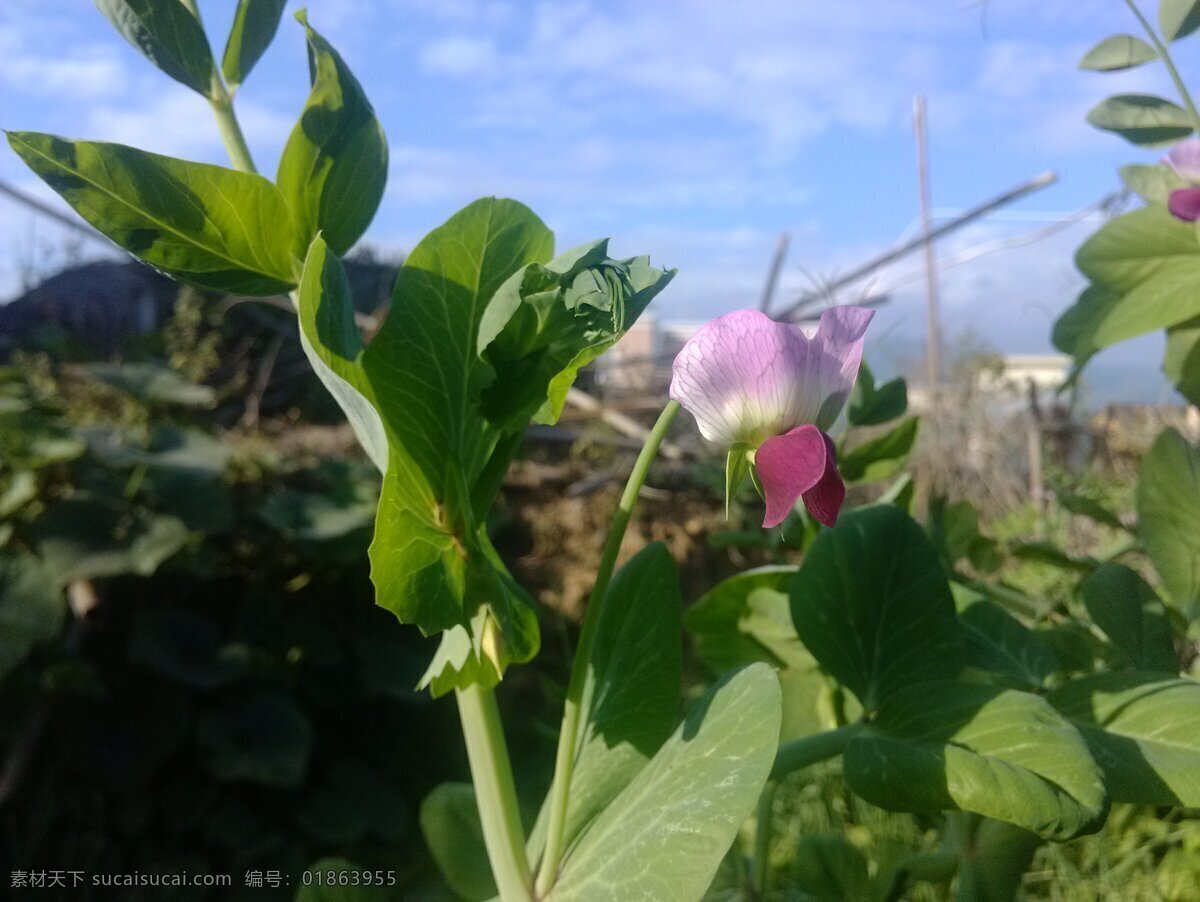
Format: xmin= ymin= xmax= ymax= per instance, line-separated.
xmin=759 ymin=232 xmax=790 ymax=314
xmin=914 ymin=95 xmax=943 ymax=391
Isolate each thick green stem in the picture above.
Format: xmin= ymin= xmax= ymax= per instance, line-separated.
xmin=457 ymin=683 xmax=533 ymax=902
xmin=209 ymin=94 xmax=258 ymax=173
xmin=1125 ymin=0 xmax=1200 ymax=132
xmin=752 ymin=780 xmax=777 ymax=898
xmin=771 ymin=723 xmax=862 ymax=779
xmin=178 ymin=0 xmax=258 ymax=173
xmin=534 ymin=400 xmax=681 ymax=895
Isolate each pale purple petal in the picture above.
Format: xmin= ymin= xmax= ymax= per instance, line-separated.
xmin=755 ymin=425 xmax=828 ymax=528
xmin=669 ymin=307 xmax=874 ymax=446
xmin=1164 ymin=140 xmax=1200 ymax=183
xmin=1169 ymin=187 xmax=1200 ymax=222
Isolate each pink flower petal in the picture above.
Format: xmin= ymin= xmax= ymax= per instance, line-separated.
xmin=800 ymin=433 xmax=846 ymax=528
xmin=669 ymin=307 xmax=873 ymax=446
xmin=756 ymin=425 xmax=829 ymax=528
xmin=1164 ymin=139 xmax=1200 ymax=183
xmin=1169 ymin=187 xmax=1200 ymax=222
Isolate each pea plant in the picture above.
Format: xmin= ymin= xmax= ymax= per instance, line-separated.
xmin=6 ymin=1 xmax=1200 ymax=900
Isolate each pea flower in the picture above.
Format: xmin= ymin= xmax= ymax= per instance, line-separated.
xmin=1163 ymin=139 xmax=1200 ymax=222
xmin=670 ymin=307 xmax=873 ymax=528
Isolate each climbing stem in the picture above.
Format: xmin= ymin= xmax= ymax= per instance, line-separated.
xmin=752 ymin=780 xmax=778 ymax=897
xmin=457 ymin=683 xmax=533 ymax=901
xmin=771 ymin=723 xmax=863 ymax=779
xmin=534 ymin=400 xmax=681 ymax=895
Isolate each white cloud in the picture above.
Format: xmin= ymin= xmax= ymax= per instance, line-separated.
xmin=419 ymin=36 xmax=498 ymax=77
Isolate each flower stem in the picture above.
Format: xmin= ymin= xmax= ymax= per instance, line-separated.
xmin=1124 ymin=0 xmax=1200 ymax=133
xmin=771 ymin=723 xmax=862 ymax=779
xmin=457 ymin=683 xmax=533 ymax=901
xmin=534 ymin=400 xmax=681 ymax=895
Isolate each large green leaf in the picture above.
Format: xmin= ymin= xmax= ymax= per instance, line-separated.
xmin=545 ymin=663 xmax=781 ymax=901
xmin=420 ymin=783 xmax=495 ymax=902
xmin=1079 ymin=34 xmax=1157 ymax=71
xmin=1165 ymin=316 xmax=1200 ymax=404
xmin=685 ymin=566 xmax=833 ymax=743
xmin=1160 ymin=0 xmax=1200 ymax=41
xmin=1137 ymin=427 xmax=1200 ymax=614
xmin=789 ymin=505 xmax=963 ymax=712
xmin=1072 ymin=205 xmax=1200 ymax=349
xmin=1120 ymin=162 xmax=1188 ymax=205
xmin=0 ymin=553 xmax=65 ymax=679
xmin=365 ymin=199 xmax=551 ymax=638
xmin=32 ymin=496 xmax=189 ymax=585
xmin=6 ymin=132 xmax=297 ymax=295
xmin=685 ymin=566 xmax=803 ymax=672
xmin=221 ymin=0 xmax=286 ymax=89
xmin=84 ymin=362 xmax=215 ymax=407
xmin=96 ymin=0 xmax=215 ymax=96
xmin=1081 ymin=563 xmax=1177 ymax=672
xmin=529 ymin=544 xmax=682 ymax=865
xmin=838 ymin=417 xmax=919 ymax=483
xmin=197 ymin=691 xmax=313 ymax=788
xmin=847 ymin=361 xmax=907 ymax=427
xmin=295 ymin=237 xmax=388 ymax=472
xmin=844 ymin=682 xmax=1107 ymax=840
xmin=954 ymin=818 xmax=1042 ymax=902
xmin=954 ymin=587 xmax=1058 ymax=689
xmin=479 ymin=239 xmax=675 ymax=430
xmin=277 ymin=11 xmax=387 ymax=257
xmin=1048 ymin=672 xmax=1200 ymax=806
xmin=1086 ymin=94 xmax=1194 ymax=146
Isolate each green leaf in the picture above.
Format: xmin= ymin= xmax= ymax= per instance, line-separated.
xmin=792 ymin=835 xmax=870 ymax=902
xmin=221 ymin=0 xmax=286 ymax=89
xmin=420 ymin=783 xmax=496 ymax=902
xmin=724 ymin=444 xmax=751 ymax=516
xmin=129 ymin=609 xmax=244 ymax=689
xmin=296 ymin=237 xmax=388 ymax=472
xmin=0 ymin=471 xmax=37 ymax=519
xmin=366 ymin=198 xmax=552 ymax=637
xmin=478 ymin=240 xmax=674 ymax=430
xmin=529 ymin=544 xmax=682 ymax=863
xmin=684 ymin=567 xmax=833 ymax=743
xmin=1137 ymin=427 xmax=1200 ymax=614
xmin=0 ymin=412 xmax=85 ymax=469
xmin=6 ymin=132 xmax=297 ymax=295
xmin=1048 ymin=671 xmax=1200 ymax=805
xmin=955 ymin=819 xmax=1042 ymax=902
xmin=197 ymin=691 xmax=313 ymax=788
xmin=260 ymin=488 xmax=376 ymax=541
xmin=0 ymin=553 xmax=65 ymax=679
xmin=1160 ymin=0 xmax=1200 ymax=41
xmin=1086 ymin=94 xmax=1195 ymax=146
xmin=96 ymin=0 xmax=215 ymax=96
xmin=32 ymin=497 xmax=189 ymax=585
xmin=685 ymin=566 xmax=802 ymax=673
xmin=789 ymin=505 xmax=963 ymax=712
xmin=1081 ymin=563 xmax=1177 ymax=672
xmin=955 ymin=588 xmax=1059 ymax=689
xmin=838 ymin=417 xmax=919 ymax=483
xmin=295 ymin=859 xmax=393 ymax=902
xmin=545 ymin=663 xmax=781 ymax=902
xmin=1057 ymin=206 xmax=1200 ymax=354
xmin=1120 ymin=162 xmax=1188 ymax=205
xmin=847 ymin=364 xmax=907 ymax=427
xmin=277 ymin=11 xmax=387 ymax=257
xmin=844 ymin=682 xmax=1107 ymax=840
xmin=1054 ymin=485 xmax=1128 ymax=531
xmin=84 ymin=362 xmax=215 ymax=407
xmin=1079 ymin=34 xmax=1158 ymax=71
xmin=1165 ymin=315 xmax=1200 ymax=404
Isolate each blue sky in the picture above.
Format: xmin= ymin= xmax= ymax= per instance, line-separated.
xmin=3 ymin=0 xmax=1198 ymax=402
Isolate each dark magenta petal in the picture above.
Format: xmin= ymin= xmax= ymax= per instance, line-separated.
xmin=1169 ymin=187 xmax=1200 ymax=222
xmin=801 ymin=432 xmax=846 ymax=528
xmin=755 ymin=425 xmax=828 ymax=528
